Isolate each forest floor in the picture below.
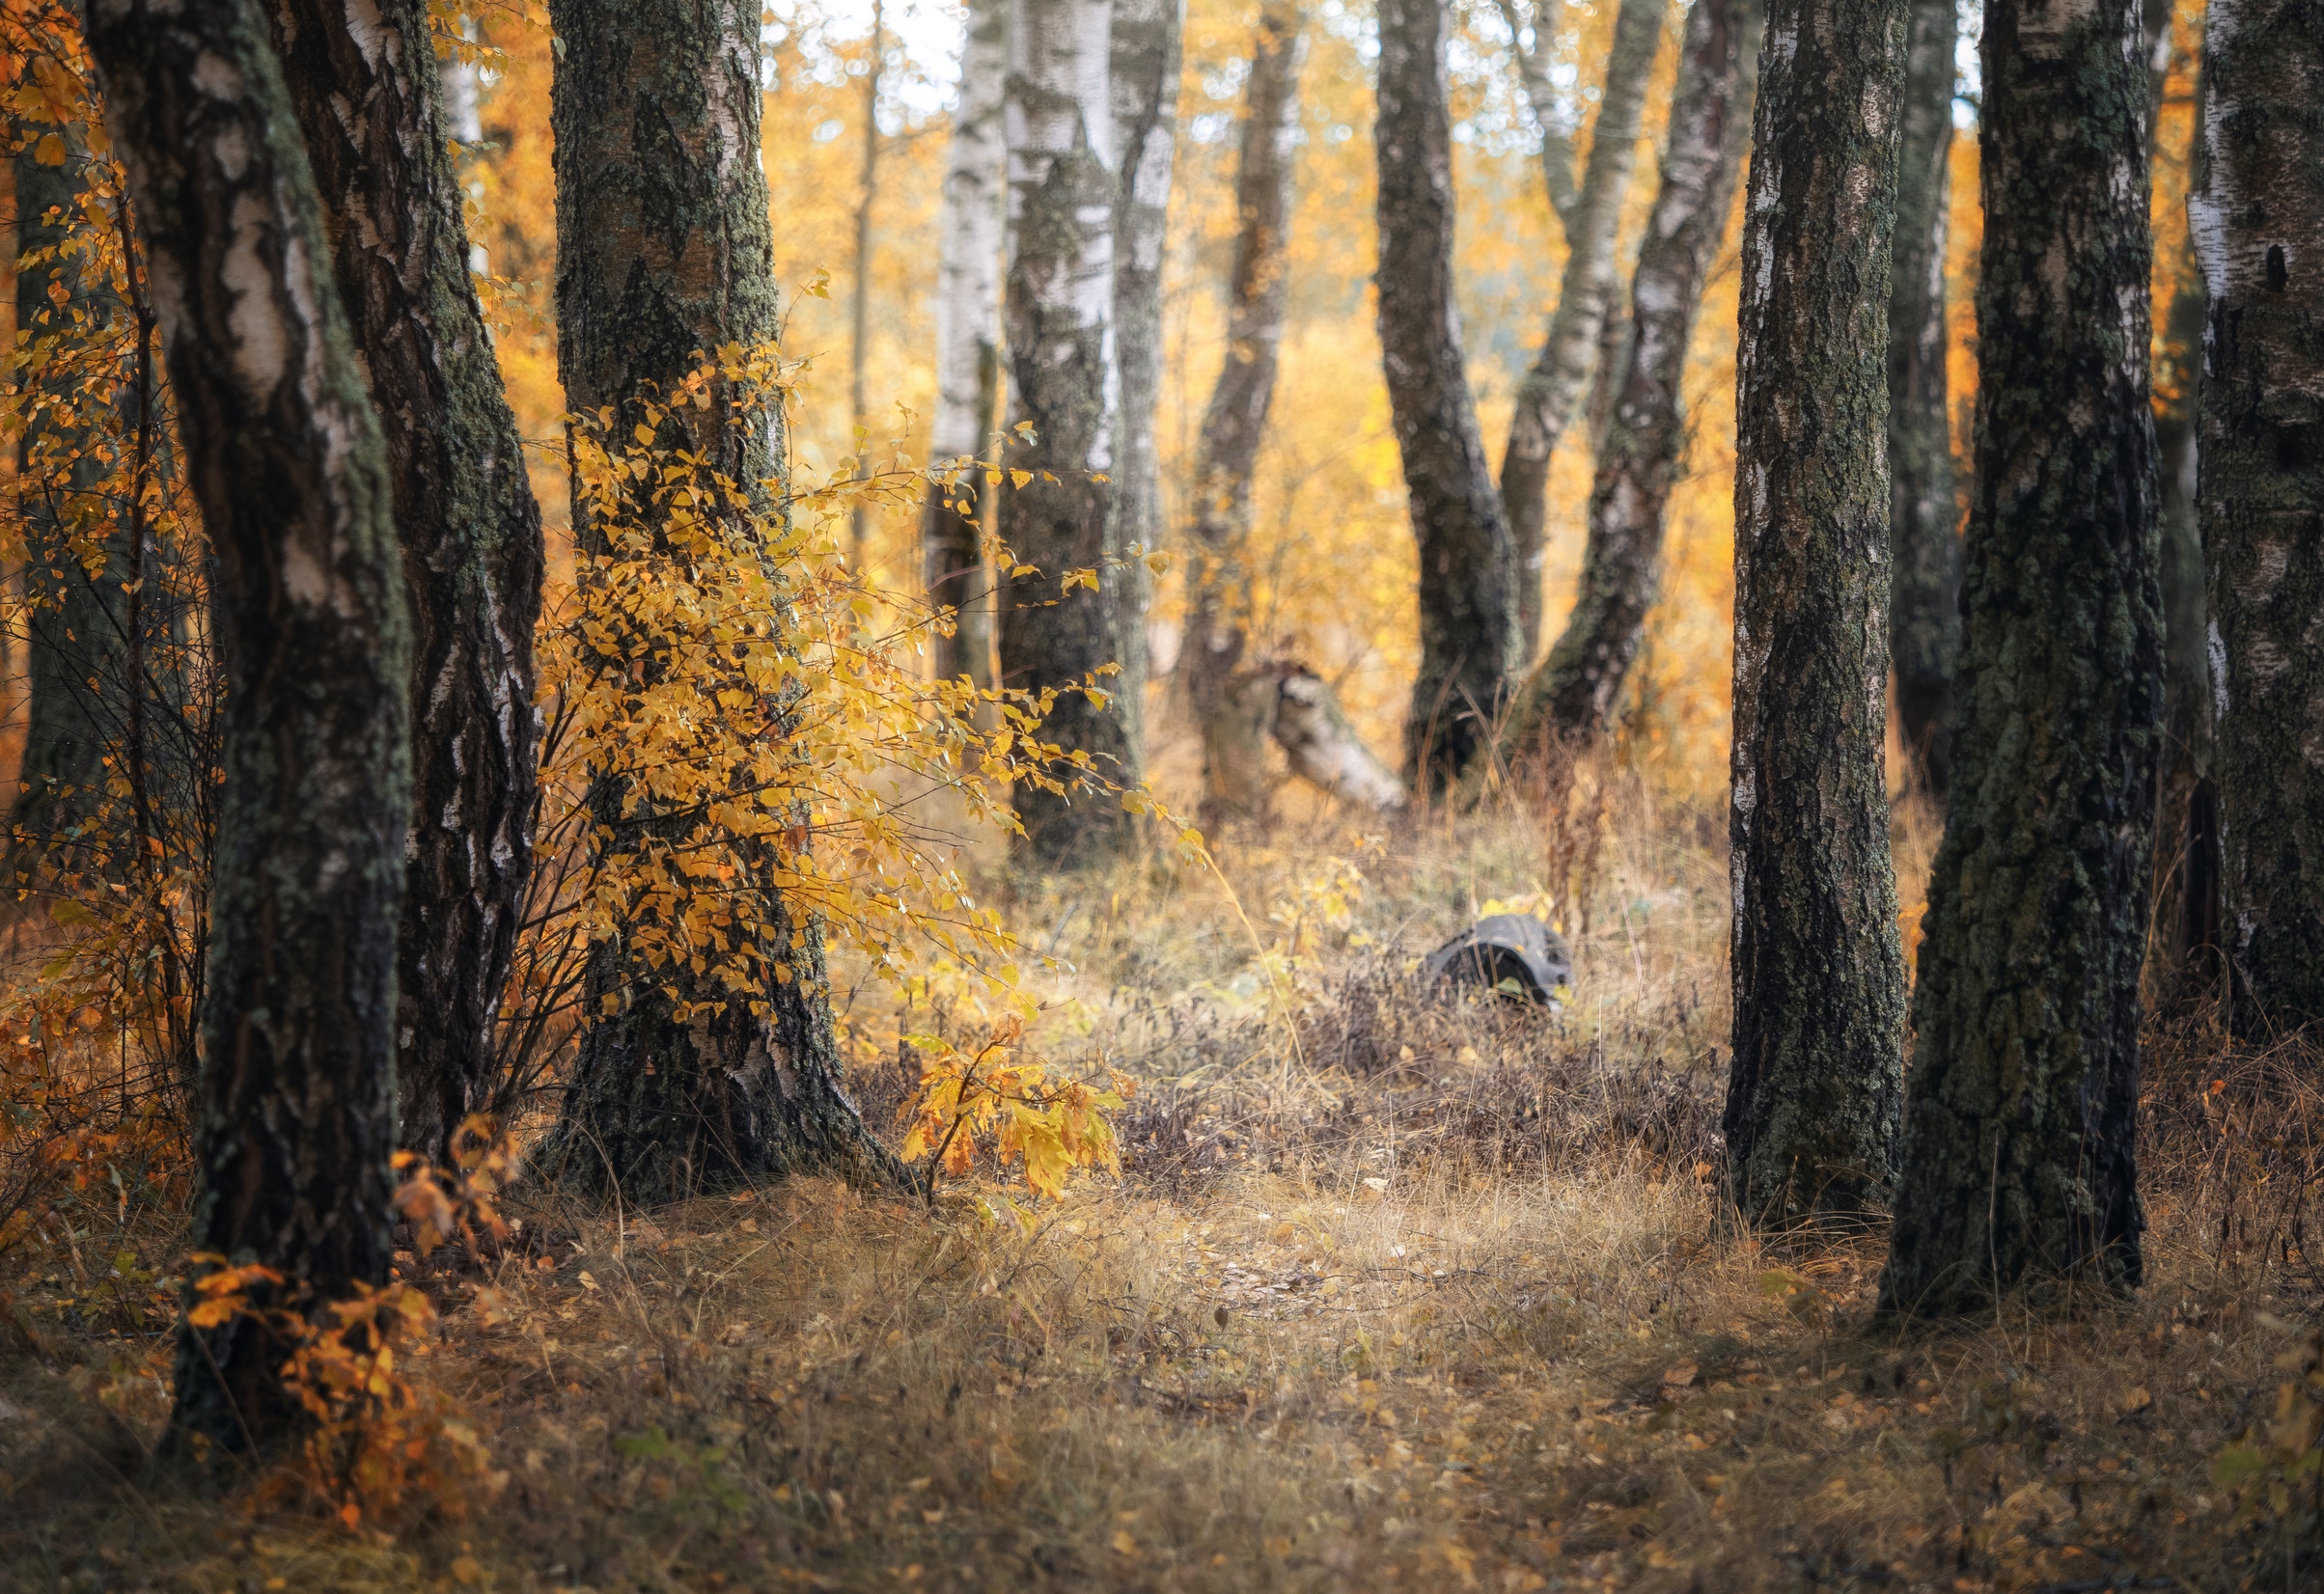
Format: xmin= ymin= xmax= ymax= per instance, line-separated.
xmin=1 ymin=772 xmax=2318 ymax=1591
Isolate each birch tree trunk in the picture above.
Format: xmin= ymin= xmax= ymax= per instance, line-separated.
xmin=1188 ymin=0 xmax=1306 ymax=818
xmin=1722 ymin=0 xmax=1909 ymax=1228
xmin=999 ymin=0 xmax=1140 ymax=863
xmin=926 ymin=0 xmax=1010 ymax=688
xmin=265 ymin=0 xmax=545 ymax=1168
xmin=545 ymin=0 xmax=904 ymax=1201
xmin=1499 ymin=0 xmax=1666 ymax=659
xmin=2192 ymin=0 xmax=2324 ymax=1038
xmin=1503 ymin=0 xmax=1760 ymax=753
xmin=1885 ymin=0 xmax=1959 ymax=789
xmin=1494 ymin=0 xmax=1578 ymax=241
xmin=1881 ymin=0 xmax=2159 ymax=1317
xmin=1108 ymin=0 xmax=1180 ymax=767
xmin=80 ymin=0 xmax=413 ymax=1451
xmin=1375 ymin=0 xmax=1519 ymax=784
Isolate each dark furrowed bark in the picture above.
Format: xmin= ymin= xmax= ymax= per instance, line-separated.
xmin=1880 ymin=0 xmax=2159 ymax=1318
xmin=1375 ymin=0 xmax=1519 ymax=785
xmin=80 ymin=0 xmax=413 ymax=1451
xmin=2192 ymin=0 xmax=2324 ymax=1038
xmin=1107 ymin=0 xmax=1180 ymax=769
xmin=1187 ymin=0 xmax=1306 ymax=821
xmin=543 ymin=0 xmax=903 ymax=1203
xmin=10 ymin=133 xmax=126 ymax=858
xmin=1504 ymin=0 xmax=1759 ymax=754
xmin=998 ymin=0 xmax=1141 ymax=865
xmin=1498 ymin=0 xmax=1666 ymax=660
xmin=266 ymin=0 xmax=544 ymax=1168
xmin=1722 ymin=0 xmax=1909 ymax=1228
xmin=1885 ymin=0 xmax=1959 ymax=790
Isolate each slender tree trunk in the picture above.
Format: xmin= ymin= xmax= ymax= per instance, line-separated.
xmin=1107 ymin=0 xmax=1179 ymax=769
xmin=2144 ymin=1 xmax=2219 ymax=1014
xmin=1375 ymin=0 xmax=1519 ymax=785
xmin=1499 ymin=0 xmax=1665 ymax=660
xmin=545 ymin=0 xmax=902 ymax=1202
xmin=2150 ymin=277 xmax=2217 ymax=1008
xmin=998 ymin=0 xmax=1141 ymax=863
xmin=265 ymin=0 xmax=544 ymax=1168
xmin=1494 ymin=0 xmax=1578 ymax=242
xmin=81 ymin=0 xmax=413 ymax=1452
xmin=926 ymin=0 xmax=1009 ymax=688
xmin=1886 ymin=0 xmax=1959 ymax=790
xmin=1188 ymin=0 xmax=1306 ymax=819
xmin=1879 ymin=0 xmax=2159 ymax=1317
xmin=10 ymin=132 xmax=125 ymax=858
xmin=2192 ymin=0 xmax=2324 ymax=1039
xmin=849 ymin=0 xmax=885 ymax=574
xmin=1503 ymin=0 xmax=1760 ymax=753
xmin=1722 ymin=0 xmax=1909 ymax=1227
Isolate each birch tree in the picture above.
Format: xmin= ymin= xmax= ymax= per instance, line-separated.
xmin=1502 ymin=0 xmax=1761 ymax=752
xmin=78 ymin=0 xmax=413 ymax=1450
xmin=925 ymin=0 xmax=1009 ymax=688
xmin=265 ymin=0 xmax=545 ymax=1168
xmin=1722 ymin=0 xmax=1909 ymax=1227
xmin=544 ymin=0 xmax=903 ymax=1200
xmin=998 ymin=0 xmax=1141 ymax=862
xmin=1375 ymin=0 xmax=1518 ymax=784
xmin=1497 ymin=0 xmax=1666 ymax=659
xmin=1107 ymin=0 xmax=1180 ymax=767
xmin=2192 ymin=0 xmax=2324 ymax=1037
xmin=1886 ymin=0 xmax=1959 ymax=787
xmin=1882 ymin=0 xmax=2159 ymax=1316
xmin=1187 ymin=0 xmax=1306 ymax=818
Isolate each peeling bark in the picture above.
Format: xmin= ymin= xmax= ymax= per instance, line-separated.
xmin=926 ymin=0 xmax=1009 ymax=688
xmin=265 ymin=0 xmax=544 ymax=1168
xmin=1886 ymin=0 xmax=1959 ymax=789
xmin=1722 ymin=0 xmax=1909 ymax=1228
xmin=543 ymin=0 xmax=903 ymax=1203
xmin=1881 ymin=0 xmax=2159 ymax=1317
xmin=81 ymin=0 xmax=413 ymax=1451
xmin=1505 ymin=0 xmax=1760 ymax=754
xmin=1375 ymin=0 xmax=1519 ymax=784
xmin=1499 ymin=0 xmax=1666 ymax=659
xmin=1187 ymin=0 xmax=1306 ymax=820
xmin=2191 ymin=0 xmax=2324 ymax=1037
xmin=997 ymin=0 xmax=1142 ymax=864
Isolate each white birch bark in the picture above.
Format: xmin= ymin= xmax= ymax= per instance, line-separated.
xmin=998 ymin=0 xmax=1140 ymax=860
xmin=1107 ymin=0 xmax=1181 ymax=764
xmin=925 ymin=0 xmax=1010 ymax=684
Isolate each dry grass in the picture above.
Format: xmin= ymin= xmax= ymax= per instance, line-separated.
xmin=3 ymin=776 xmax=2320 ymax=1592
